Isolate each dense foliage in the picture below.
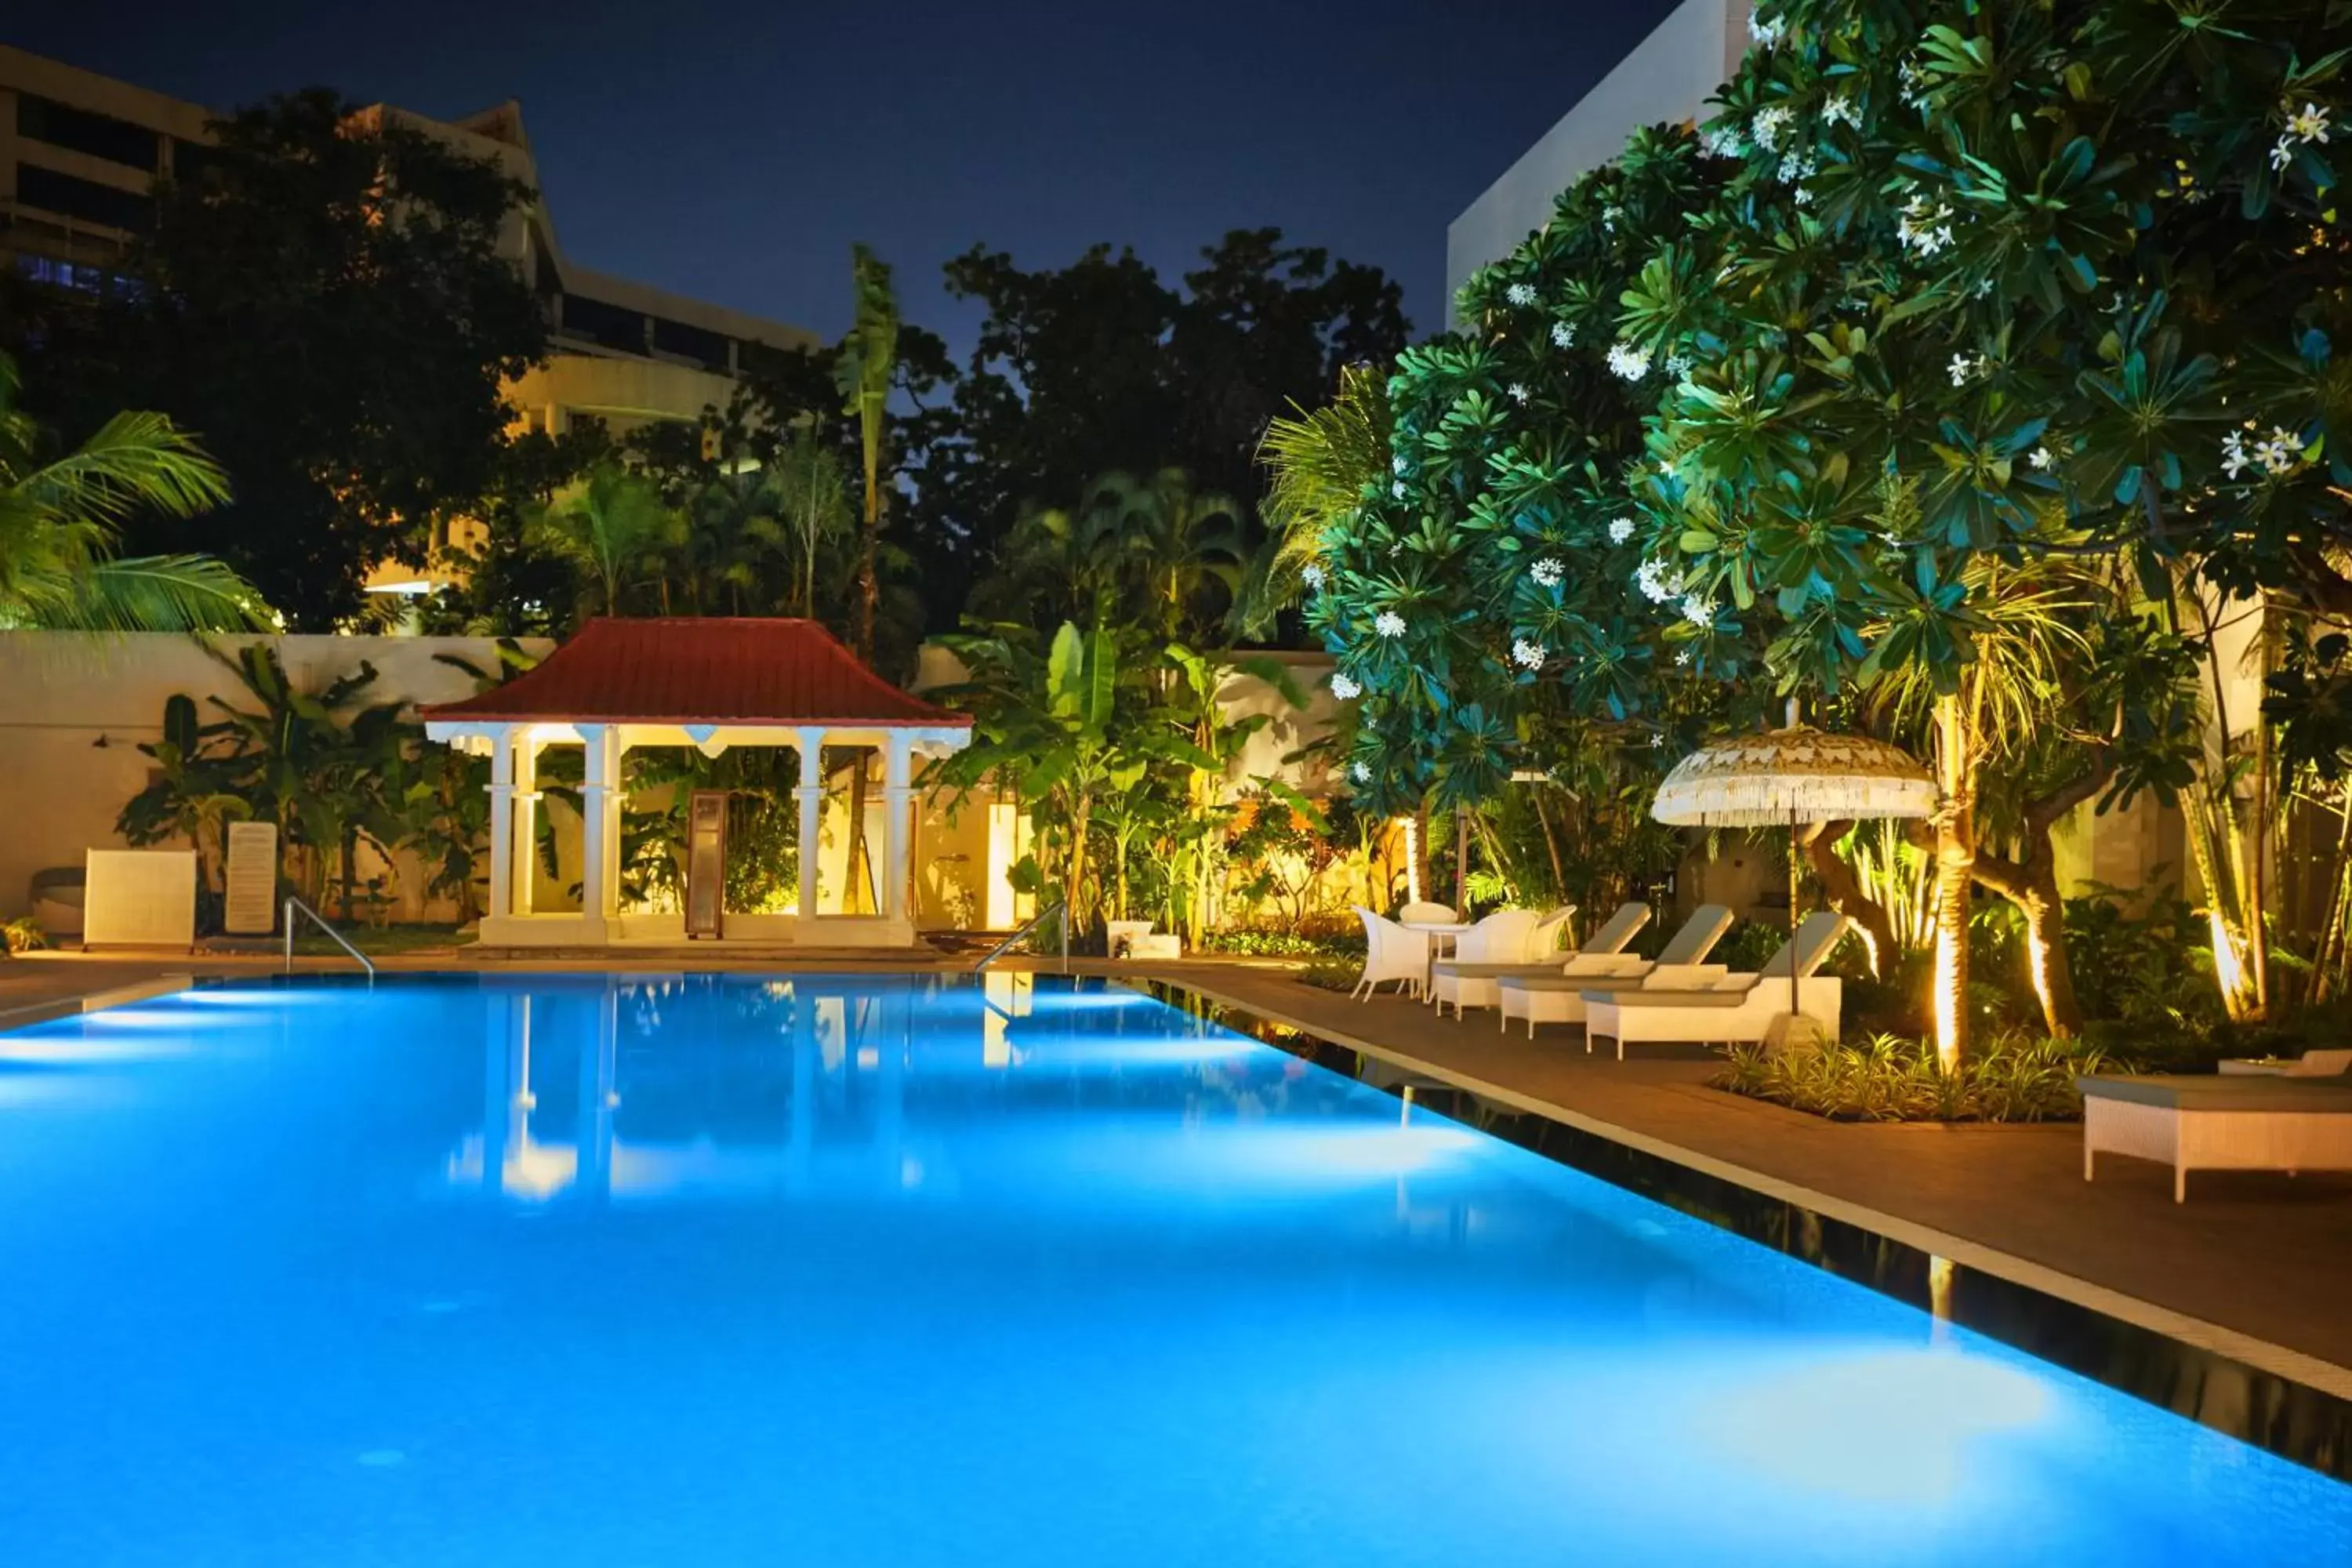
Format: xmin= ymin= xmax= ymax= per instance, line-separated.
xmin=1292 ymin=0 xmax=2352 ymax=1063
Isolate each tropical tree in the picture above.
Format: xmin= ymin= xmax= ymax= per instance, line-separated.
xmin=116 ymin=693 xmax=253 ymax=904
xmin=0 ymin=353 xmax=262 ymax=633
xmin=527 ymin=464 xmax=680 ymax=620
xmin=837 ymin=245 xmax=902 ymax=657
xmin=769 ymin=426 xmax=852 ymax=616
xmin=933 ymin=620 xmax=1156 ymax=931
xmin=1242 ymin=363 xmax=1394 ymax=637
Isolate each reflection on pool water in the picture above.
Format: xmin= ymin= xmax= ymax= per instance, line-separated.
xmin=0 ymin=972 xmax=2345 ymax=1566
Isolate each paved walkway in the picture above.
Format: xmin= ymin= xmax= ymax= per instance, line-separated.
xmin=1158 ymin=964 xmax=2352 ymax=1397
xmin=9 ymin=949 xmax=2350 ymax=1397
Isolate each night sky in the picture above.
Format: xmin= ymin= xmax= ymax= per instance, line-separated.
xmin=10 ymin=0 xmax=1680 ymax=347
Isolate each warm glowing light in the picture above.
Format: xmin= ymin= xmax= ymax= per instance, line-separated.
xmin=1399 ymin=815 xmax=1423 ymax=905
xmin=1932 ymin=931 xmax=1962 ymax=1073
xmin=2023 ymin=921 xmax=2054 ymax=1028
xmin=2208 ymin=906 xmax=2253 ymax=1018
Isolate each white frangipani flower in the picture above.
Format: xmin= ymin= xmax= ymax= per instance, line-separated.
xmin=1392 ymin=452 xmax=1410 ymax=475
xmin=1350 ymin=760 xmax=1372 ymax=783
xmin=1301 ymin=562 xmax=1326 ymax=588
xmin=2289 ymin=103 xmax=2332 ymax=143
xmin=2253 ymin=426 xmax=2305 ymax=476
xmin=1664 ymin=353 xmax=1693 ymax=379
xmin=1373 ymin=610 xmax=1407 ymax=638
xmin=1777 ymin=151 xmax=1817 ymax=185
xmin=1505 ymin=281 xmax=1537 ymax=307
xmin=2221 ymin=430 xmax=2252 ymax=480
xmin=2272 ymin=136 xmax=2297 ymax=172
xmin=1550 ymin=319 xmax=1577 ymax=348
xmin=1675 ymin=648 xmax=1693 ymax=667
xmin=1507 ymin=382 xmax=1530 ymax=404
xmin=1530 ymin=557 xmax=1565 ymax=587
xmin=1896 ymin=193 xmax=1957 ymax=258
xmin=1820 ymin=93 xmax=1861 ymax=130
xmin=1679 ymin=593 xmax=1715 ymax=626
xmin=1700 ymin=123 xmax=1744 ymax=160
xmin=1330 ymin=672 xmax=1361 ymax=700
xmin=1751 ymin=106 xmax=1791 ymax=151
xmin=1601 ymin=204 xmax=1624 ymax=232
xmin=1607 ymin=517 xmax=1635 ymax=544
xmin=1748 ymin=12 xmax=1784 ymax=46
xmin=1606 ymin=343 xmax=1653 ymax=381
xmin=1634 ymin=559 xmax=1681 ymax=604
xmin=1511 ymin=638 xmax=1545 ymax=670
xmin=1947 ymin=353 xmax=1979 ymax=387
xmin=2028 ymin=446 xmax=2053 ymax=471
xmin=1392 ymin=481 xmax=1407 ymax=499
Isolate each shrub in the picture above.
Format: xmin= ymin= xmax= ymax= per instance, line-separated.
xmin=1717 ymin=1030 xmax=2107 ymax=1123
xmin=1299 ymin=955 xmax=1360 ymax=992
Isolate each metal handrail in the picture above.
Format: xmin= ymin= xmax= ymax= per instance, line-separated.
xmin=973 ymin=897 xmax=1069 ymax=975
xmin=284 ymin=895 xmax=376 ymax=985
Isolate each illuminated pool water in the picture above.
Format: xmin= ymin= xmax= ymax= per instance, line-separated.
xmin=1 ymin=973 xmax=2346 ymax=1565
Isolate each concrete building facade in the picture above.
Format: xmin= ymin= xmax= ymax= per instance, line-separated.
xmin=1444 ymin=0 xmax=1749 ymax=325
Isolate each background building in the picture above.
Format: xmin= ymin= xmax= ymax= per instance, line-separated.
xmin=0 ymin=43 xmax=818 ymax=596
xmin=1443 ymin=0 xmax=1749 ymax=325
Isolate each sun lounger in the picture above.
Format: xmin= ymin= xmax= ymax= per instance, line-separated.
xmin=1582 ymin=912 xmax=1849 ymax=1060
xmin=2079 ymin=1073 xmax=2352 ymax=1202
xmin=1430 ymin=902 xmax=1640 ymax=1018
xmin=1495 ymin=905 xmax=1737 ymax=1038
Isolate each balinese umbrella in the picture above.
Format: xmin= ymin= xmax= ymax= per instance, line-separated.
xmin=1651 ymin=724 xmax=1938 ymax=1036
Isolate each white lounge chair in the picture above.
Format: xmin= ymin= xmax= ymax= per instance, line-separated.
xmin=1496 ymin=905 xmax=1736 ymax=1038
xmin=1350 ymin=906 xmax=1432 ymax=1001
xmin=1583 ymin=912 xmax=1850 ymax=1060
xmin=1431 ymin=902 xmax=1634 ymax=1018
xmin=2081 ymin=1073 xmax=2352 ymax=1202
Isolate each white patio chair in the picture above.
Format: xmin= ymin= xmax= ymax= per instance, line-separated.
xmin=1397 ymin=900 xmax=1457 ymax=925
xmin=1496 ymin=905 xmax=1737 ymax=1038
xmin=1584 ymin=912 xmax=1850 ymax=1061
xmin=1431 ymin=901 xmax=1643 ymax=1019
xmin=1351 ymin=906 xmax=1432 ymax=1001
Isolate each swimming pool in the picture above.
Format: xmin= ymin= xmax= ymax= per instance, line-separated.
xmin=2 ymin=972 xmax=2346 ymax=1565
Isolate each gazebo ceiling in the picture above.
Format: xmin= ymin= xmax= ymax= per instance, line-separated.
xmin=419 ymin=617 xmax=970 ymax=731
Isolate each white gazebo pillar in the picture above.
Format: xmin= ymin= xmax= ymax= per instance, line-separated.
xmin=511 ymin=731 xmax=540 ymax=916
xmin=795 ymin=726 xmax=826 ymax=921
xmin=485 ymin=725 xmax=515 ymax=920
xmin=580 ymin=724 xmax=621 ymax=934
xmin=882 ymin=731 xmax=913 ymax=925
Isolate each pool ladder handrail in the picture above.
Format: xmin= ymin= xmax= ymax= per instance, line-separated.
xmin=973 ymin=896 xmax=1069 ymax=975
xmin=284 ymin=895 xmax=376 ymax=985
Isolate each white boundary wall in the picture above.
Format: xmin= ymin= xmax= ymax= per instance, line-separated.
xmin=1445 ymin=0 xmax=1751 ymax=325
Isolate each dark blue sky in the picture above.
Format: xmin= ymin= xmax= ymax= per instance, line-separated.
xmin=11 ymin=0 xmax=1679 ymax=348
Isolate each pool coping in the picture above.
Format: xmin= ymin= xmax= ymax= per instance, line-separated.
xmin=1135 ymin=973 xmax=2352 ymax=1483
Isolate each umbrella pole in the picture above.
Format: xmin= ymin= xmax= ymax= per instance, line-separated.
xmin=1788 ymin=805 xmax=1801 ymax=1019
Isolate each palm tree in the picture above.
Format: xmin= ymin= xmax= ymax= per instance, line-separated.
xmin=834 ymin=245 xmax=900 ymax=659
xmin=1240 ymin=365 xmax=1391 ymax=637
xmin=0 ymin=352 xmax=262 ymax=633
xmin=1076 ymin=468 xmax=1247 ymax=643
xmin=526 ymin=464 xmax=679 ymax=621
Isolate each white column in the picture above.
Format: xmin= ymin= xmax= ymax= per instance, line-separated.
xmin=882 ymin=731 xmax=914 ymax=927
xmin=485 ymin=726 xmax=514 ymax=920
xmin=511 ymin=731 xmax=539 ymax=916
xmin=579 ymin=724 xmax=620 ymax=933
xmin=795 ymin=727 xmax=826 ymax=920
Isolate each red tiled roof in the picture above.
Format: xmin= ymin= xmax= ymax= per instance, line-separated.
xmin=419 ymin=617 xmax=969 ymax=729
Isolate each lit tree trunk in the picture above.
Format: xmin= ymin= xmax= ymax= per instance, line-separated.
xmin=1969 ymin=760 xmax=2111 ymax=1038
xmin=1929 ymin=694 xmax=1977 ymax=1073
xmin=1797 ymin=820 xmax=1896 ymax=978
xmin=1413 ymin=800 xmax=1433 ymax=908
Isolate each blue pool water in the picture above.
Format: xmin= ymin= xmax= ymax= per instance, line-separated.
xmin=1 ymin=974 xmax=2347 ymax=1566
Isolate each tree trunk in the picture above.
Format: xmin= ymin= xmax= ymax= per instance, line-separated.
xmin=1530 ymin=785 xmax=1567 ymax=903
xmin=1972 ymin=848 xmax=2082 ymax=1036
xmin=1929 ymin=695 xmax=1976 ymax=1073
xmin=1454 ymin=806 xmax=1470 ymax=913
xmin=1798 ymin=821 xmax=1897 ymax=978
xmin=1413 ymin=800 xmax=1433 ymax=908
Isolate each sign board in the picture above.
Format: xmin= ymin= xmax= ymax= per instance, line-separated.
xmin=83 ymin=850 xmax=196 ymax=949
xmin=685 ymin=789 xmax=728 ymax=938
xmin=223 ymin=821 xmax=280 ymax=935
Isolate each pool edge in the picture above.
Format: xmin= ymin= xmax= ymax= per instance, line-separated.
xmin=1134 ymin=973 xmax=2352 ymax=1484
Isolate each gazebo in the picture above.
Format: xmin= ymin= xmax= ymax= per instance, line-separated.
xmin=420 ymin=617 xmax=972 ymax=949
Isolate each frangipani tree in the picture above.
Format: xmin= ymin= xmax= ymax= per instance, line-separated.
xmin=1300 ymin=0 xmax=2352 ymax=1066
